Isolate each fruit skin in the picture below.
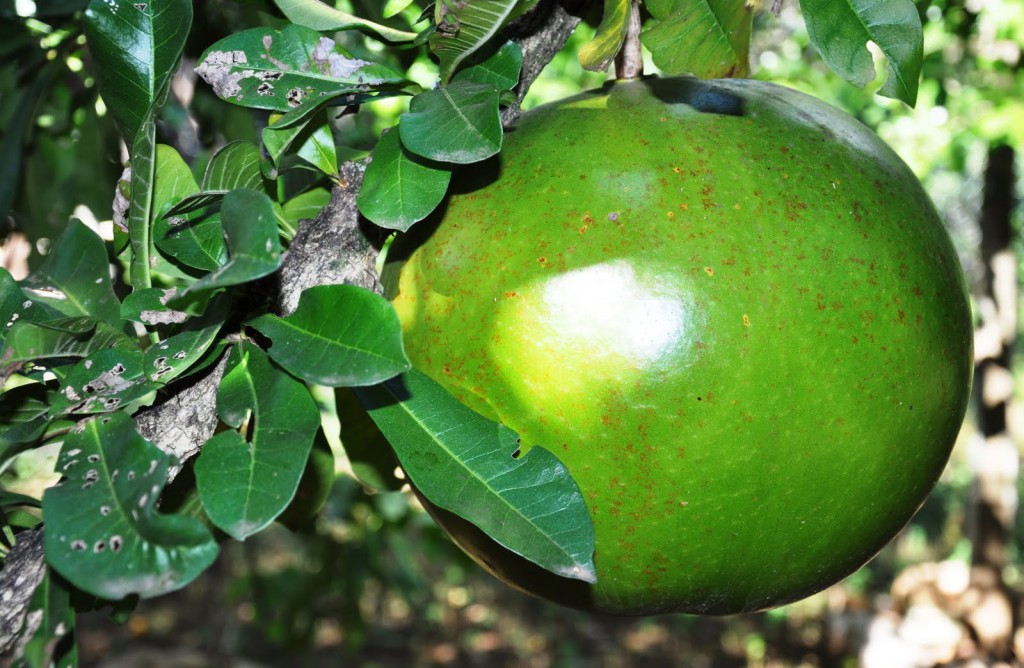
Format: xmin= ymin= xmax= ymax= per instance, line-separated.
xmin=385 ymin=77 xmax=973 ymax=615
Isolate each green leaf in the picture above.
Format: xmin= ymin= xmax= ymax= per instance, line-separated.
xmin=127 ymin=118 xmax=157 ymax=289
xmin=153 ymin=205 xmax=227 ymax=273
xmin=273 ymin=0 xmax=419 ymax=42
xmin=183 ymin=190 xmax=281 ymax=294
xmin=281 ymin=187 xmax=331 ymax=226
xmin=195 ymin=24 xmax=407 ymax=112
xmin=400 ymin=81 xmax=503 ymax=164
xmin=355 ymin=370 xmax=596 ymax=582
xmin=800 ymin=0 xmax=922 ymax=105
xmin=0 ymin=269 xmax=61 ymax=349
xmin=383 ymin=0 xmax=415 ymax=19
xmin=276 ymin=428 xmax=335 ymax=528
xmin=0 ymin=383 xmax=62 ymax=469
xmin=120 ymin=287 xmax=188 ymax=326
xmin=336 ymin=387 xmax=404 ymax=492
xmin=10 ymin=570 xmax=77 ymax=668
xmin=194 ymin=343 xmax=320 ymax=540
xmin=151 ymin=144 xmax=200 ymax=221
xmin=82 ymin=0 xmax=192 ymax=146
xmin=2 ymin=317 xmax=135 ymax=371
xmin=578 ymin=0 xmax=631 ymax=72
xmin=43 ymin=412 xmax=219 ymax=599
xmin=142 ymin=304 xmax=226 ymax=384
xmin=0 ymin=63 xmax=57 ymax=222
xmin=452 ymin=41 xmax=524 ymax=90
xmin=203 ymin=141 xmax=264 ymax=191
xmin=263 ymin=110 xmax=338 ymax=177
xmin=247 ymin=284 xmax=410 ymax=387
xmin=430 ymin=0 xmax=526 ymax=84
xmin=641 ymin=0 xmax=753 ymax=78
xmin=50 ymin=348 xmax=153 ymax=416
xmin=358 ymin=128 xmax=452 ymax=231
xmin=19 ymin=221 xmax=120 ymax=327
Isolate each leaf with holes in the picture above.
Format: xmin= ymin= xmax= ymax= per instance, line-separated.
xmin=400 ymin=81 xmax=503 ymax=164
xmin=43 ymin=412 xmax=218 ymax=600
xmin=355 ymin=369 xmax=596 ymax=582
xmin=50 ymin=348 xmax=154 ymax=416
xmin=800 ymin=0 xmax=922 ymax=105
xmin=195 ymin=24 xmax=407 ymax=113
xmin=641 ymin=0 xmax=752 ymax=79
xmin=2 ymin=318 xmax=136 ymax=372
xmin=194 ymin=343 xmax=321 ymax=540
xmin=247 ymin=284 xmax=410 ymax=386
xmin=142 ymin=303 xmax=226 ymax=384
xmin=273 ymin=0 xmax=419 ymax=42
xmin=358 ymin=128 xmax=452 ymax=231
xmin=430 ymin=0 xmax=528 ymax=83
xmin=578 ymin=0 xmax=631 ymax=72
xmin=182 ymin=189 xmax=281 ymax=294
xmin=19 ymin=221 xmax=121 ymax=327
xmin=82 ymin=0 xmax=192 ymax=145
xmin=0 ymin=269 xmax=60 ymax=349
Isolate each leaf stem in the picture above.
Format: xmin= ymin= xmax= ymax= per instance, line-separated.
xmin=615 ymin=0 xmax=644 ymax=81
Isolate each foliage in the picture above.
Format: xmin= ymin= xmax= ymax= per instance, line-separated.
xmin=0 ymin=0 xmax=942 ymax=662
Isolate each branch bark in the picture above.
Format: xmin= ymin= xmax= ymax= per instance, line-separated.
xmin=0 ymin=3 xmax=583 ymax=658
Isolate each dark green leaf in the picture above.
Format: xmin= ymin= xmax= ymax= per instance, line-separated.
xmin=153 ymin=205 xmax=227 ymax=273
xmin=19 ymin=221 xmax=120 ymax=327
xmin=0 ymin=383 xmax=59 ymax=468
xmin=183 ymin=190 xmax=281 ymax=294
xmin=0 ymin=64 xmax=57 ymax=221
xmin=152 ymin=144 xmax=200 ymax=221
xmin=400 ymin=81 xmax=503 ymax=164
xmin=273 ymin=0 xmax=419 ymax=42
xmin=120 ymin=287 xmax=190 ymax=326
xmin=50 ymin=348 xmax=153 ymax=416
xmin=358 ymin=128 xmax=452 ymax=231
xmin=452 ymin=41 xmax=523 ymax=90
xmin=194 ymin=343 xmax=320 ymax=540
xmin=43 ymin=412 xmax=219 ymax=599
xmin=641 ymin=0 xmax=753 ymax=78
xmin=247 ymin=284 xmax=410 ymax=387
xmin=195 ymin=24 xmax=407 ymax=112
xmin=800 ymin=0 xmax=922 ymax=105
xmin=0 ymin=270 xmax=61 ymax=349
xmin=276 ymin=428 xmax=335 ymax=528
xmin=82 ymin=0 xmax=192 ymax=145
xmin=281 ymin=187 xmax=331 ymax=225
xmin=355 ymin=370 xmax=596 ymax=582
xmin=336 ymin=387 xmax=404 ymax=492
xmin=430 ymin=0 xmax=526 ymax=83
xmin=142 ymin=305 xmax=226 ymax=384
xmin=578 ymin=0 xmax=631 ymax=72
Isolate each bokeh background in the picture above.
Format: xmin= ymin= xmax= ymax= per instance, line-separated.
xmin=2 ymin=1 xmax=1023 ymax=666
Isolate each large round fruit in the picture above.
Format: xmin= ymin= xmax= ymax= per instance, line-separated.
xmin=384 ymin=76 xmax=972 ymax=615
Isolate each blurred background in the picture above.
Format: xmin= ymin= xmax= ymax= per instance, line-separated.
xmin=2 ymin=0 xmax=1023 ymax=666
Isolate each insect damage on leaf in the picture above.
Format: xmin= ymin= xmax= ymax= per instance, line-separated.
xmin=311 ymin=37 xmax=374 ymax=80
xmin=195 ymin=50 xmax=251 ymax=99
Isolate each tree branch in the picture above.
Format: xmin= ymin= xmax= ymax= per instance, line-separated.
xmin=0 ymin=3 xmax=583 ymax=656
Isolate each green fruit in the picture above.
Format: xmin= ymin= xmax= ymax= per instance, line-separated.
xmin=385 ymin=77 xmax=972 ymax=615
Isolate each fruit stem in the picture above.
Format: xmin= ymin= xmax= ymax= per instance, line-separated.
xmin=614 ymin=0 xmax=644 ymax=81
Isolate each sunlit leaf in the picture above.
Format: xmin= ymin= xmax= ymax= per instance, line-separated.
xmin=800 ymin=0 xmax=922 ymax=105
xmin=82 ymin=0 xmax=192 ymax=145
xmin=273 ymin=0 xmax=419 ymax=42
xmin=430 ymin=0 xmax=527 ymax=83
xmin=194 ymin=343 xmax=320 ymax=540
xmin=358 ymin=128 xmax=452 ymax=231
xmin=383 ymin=0 xmax=415 ymax=19
xmin=43 ymin=412 xmax=219 ymax=599
xmin=578 ymin=0 xmax=631 ymax=72
xmin=247 ymin=284 xmax=410 ymax=387
xmin=356 ymin=369 xmax=596 ymax=582
xmin=641 ymin=0 xmax=752 ymax=78
xmin=400 ymin=81 xmax=503 ymax=164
